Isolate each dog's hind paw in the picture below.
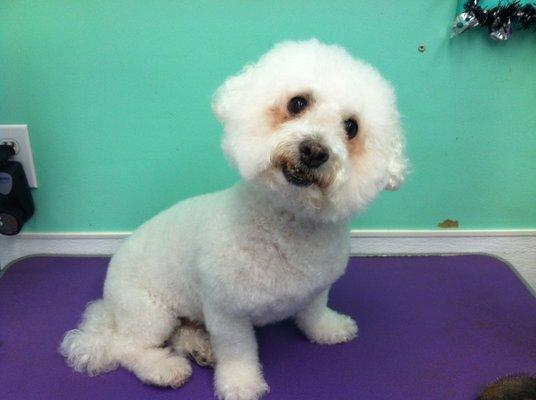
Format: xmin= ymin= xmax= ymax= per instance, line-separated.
xmin=171 ymin=319 xmax=215 ymax=367
xmin=131 ymin=347 xmax=192 ymax=388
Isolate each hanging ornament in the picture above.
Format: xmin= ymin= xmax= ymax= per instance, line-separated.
xmin=451 ymin=0 xmax=536 ymax=40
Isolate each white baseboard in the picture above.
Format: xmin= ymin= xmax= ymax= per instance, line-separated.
xmin=0 ymin=232 xmax=128 ymax=272
xmin=1 ymin=230 xmax=535 ymax=290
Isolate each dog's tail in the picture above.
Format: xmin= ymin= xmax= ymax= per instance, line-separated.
xmin=59 ymin=299 xmax=119 ymax=375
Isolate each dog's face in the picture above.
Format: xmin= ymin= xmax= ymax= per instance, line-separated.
xmin=213 ymin=40 xmax=407 ymax=222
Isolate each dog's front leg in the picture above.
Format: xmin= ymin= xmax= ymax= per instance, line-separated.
xmin=204 ymin=302 xmax=268 ymax=400
xmin=295 ymin=289 xmax=358 ymax=345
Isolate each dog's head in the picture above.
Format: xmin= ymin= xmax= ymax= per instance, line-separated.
xmin=213 ymin=39 xmax=407 ymax=222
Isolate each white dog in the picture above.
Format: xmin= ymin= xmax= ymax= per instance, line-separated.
xmin=60 ymin=39 xmax=406 ymax=400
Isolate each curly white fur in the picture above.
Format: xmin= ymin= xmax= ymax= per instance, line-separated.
xmin=60 ymin=39 xmax=406 ymax=400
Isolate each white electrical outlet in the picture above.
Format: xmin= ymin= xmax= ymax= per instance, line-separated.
xmin=0 ymin=125 xmax=38 ymax=188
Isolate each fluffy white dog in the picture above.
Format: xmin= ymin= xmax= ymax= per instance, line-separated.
xmin=60 ymin=39 xmax=406 ymax=400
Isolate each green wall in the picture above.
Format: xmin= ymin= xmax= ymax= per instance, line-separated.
xmin=1 ymin=1 xmax=535 ymax=232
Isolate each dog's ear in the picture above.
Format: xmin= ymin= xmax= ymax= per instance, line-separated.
xmin=212 ymin=65 xmax=255 ymax=124
xmin=383 ymin=123 xmax=407 ymax=191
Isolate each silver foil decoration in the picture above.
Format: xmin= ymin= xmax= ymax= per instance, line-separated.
xmin=490 ymin=17 xmax=513 ymax=40
xmin=450 ymin=0 xmax=536 ymax=41
xmin=451 ymin=11 xmax=480 ymax=37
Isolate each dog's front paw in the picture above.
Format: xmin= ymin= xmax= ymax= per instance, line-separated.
xmin=215 ymin=361 xmax=269 ymax=400
xmin=301 ymin=309 xmax=358 ymax=345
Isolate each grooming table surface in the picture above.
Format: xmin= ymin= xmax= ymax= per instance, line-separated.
xmin=1 ymin=255 xmax=535 ymax=400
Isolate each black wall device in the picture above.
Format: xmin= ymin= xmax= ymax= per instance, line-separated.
xmin=0 ymin=144 xmax=34 ymax=235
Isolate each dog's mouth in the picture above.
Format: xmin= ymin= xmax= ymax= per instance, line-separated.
xmin=282 ymin=163 xmax=315 ymax=187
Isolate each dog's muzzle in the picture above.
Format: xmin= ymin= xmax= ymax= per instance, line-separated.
xmin=282 ymin=140 xmax=329 ymax=187
xmin=282 ymin=163 xmax=315 ymax=187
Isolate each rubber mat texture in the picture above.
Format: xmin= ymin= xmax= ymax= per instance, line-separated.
xmin=1 ymin=255 xmax=535 ymax=399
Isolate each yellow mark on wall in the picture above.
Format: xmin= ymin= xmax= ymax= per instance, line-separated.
xmin=438 ymin=219 xmax=459 ymax=228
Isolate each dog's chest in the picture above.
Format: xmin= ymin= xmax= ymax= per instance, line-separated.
xmin=220 ymin=219 xmax=349 ymax=323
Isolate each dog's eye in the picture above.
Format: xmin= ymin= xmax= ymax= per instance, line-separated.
xmin=287 ymin=96 xmax=308 ymax=115
xmin=344 ymin=118 xmax=358 ymax=139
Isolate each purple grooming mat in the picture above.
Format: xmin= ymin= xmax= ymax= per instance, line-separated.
xmin=1 ymin=255 xmax=535 ymax=399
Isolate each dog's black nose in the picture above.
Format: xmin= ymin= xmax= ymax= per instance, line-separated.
xmin=299 ymin=140 xmax=329 ymax=169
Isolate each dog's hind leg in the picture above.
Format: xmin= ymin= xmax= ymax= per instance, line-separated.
xmin=62 ymin=286 xmax=193 ymax=388
xmin=110 ymin=287 xmax=193 ymax=387
xmin=119 ymin=343 xmax=192 ymax=388
xmin=171 ymin=319 xmax=215 ymax=367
